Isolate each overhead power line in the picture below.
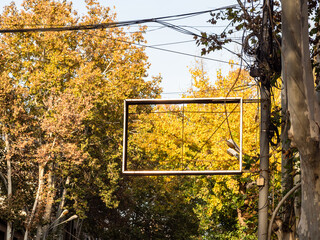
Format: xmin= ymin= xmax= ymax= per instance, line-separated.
xmin=81 ymin=31 xmax=240 ymax=65
xmin=0 ymin=4 xmax=238 ymax=33
xmin=0 ymin=3 xmax=242 ymax=65
xmin=149 ymin=40 xmax=195 ymax=47
xmin=145 ymin=44 xmax=239 ymax=65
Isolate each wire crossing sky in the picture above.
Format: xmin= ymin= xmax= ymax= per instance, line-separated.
xmin=0 ymin=4 xmax=238 ymax=33
xmin=0 ymin=0 xmax=240 ymax=97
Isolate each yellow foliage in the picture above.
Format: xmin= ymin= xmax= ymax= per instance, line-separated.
xmin=128 ymin=61 xmax=260 ymax=173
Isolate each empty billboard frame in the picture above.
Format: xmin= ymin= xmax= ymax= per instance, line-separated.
xmin=122 ymin=98 xmax=243 ymax=176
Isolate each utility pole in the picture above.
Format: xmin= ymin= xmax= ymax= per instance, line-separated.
xmin=258 ymin=67 xmax=271 ymax=240
xmin=257 ymin=0 xmax=272 ymax=239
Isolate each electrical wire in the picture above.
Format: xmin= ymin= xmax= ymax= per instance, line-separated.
xmin=0 ymin=4 xmax=239 ymax=33
xmin=150 ymin=20 xmax=251 ymax=67
xmin=188 ymin=103 xmax=240 ymax=164
xmin=221 ymin=25 xmax=248 ymax=148
xmin=80 ymin=31 xmax=240 ymax=65
xmin=149 ymin=25 xmax=247 ymax=66
xmin=155 ymin=20 xmax=200 ymax=37
xmin=124 ymin=24 xmax=231 ymax=35
xmin=149 ymin=40 xmax=195 ymax=47
xmin=161 ymin=84 xmax=258 ymax=95
xmin=0 ymin=4 xmax=244 ymax=65
xmin=145 ymin=44 xmax=239 ymax=65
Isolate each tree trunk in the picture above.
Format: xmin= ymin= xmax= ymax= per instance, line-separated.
xmin=24 ymin=164 xmax=45 ymax=240
xmin=281 ymin=0 xmax=320 ymax=239
xmin=36 ymin=167 xmax=55 ymax=240
xmin=53 ymin=176 xmax=70 ymax=239
xmin=299 ymin=150 xmax=320 ymax=238
xmin=280 ymin=56 xmax=296 ymax=240
xmin=6 ymin=157 xmax=12 ymax=240
xmin=5 ymin=133 xmax=12 ymax=240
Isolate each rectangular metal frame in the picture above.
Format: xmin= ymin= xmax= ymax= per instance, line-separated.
xmin=122 ymin=98 xmax=243 ymax=176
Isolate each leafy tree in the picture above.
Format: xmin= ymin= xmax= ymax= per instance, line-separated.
xmin=96 ymin=176 xmax=200 ymax=240
xmin=184 ymin=63 xmax=266 ymax=239
xmin=196 ymin=0 xmax=320 ymax=238
xmin=0 ymin=0 xmax=160 ymax=239
xmin=126 ymin=62 xmax=281 ymax=239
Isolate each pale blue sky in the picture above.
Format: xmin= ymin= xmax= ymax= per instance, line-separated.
xmin=0 ymin=0 xmax=240 ymax=97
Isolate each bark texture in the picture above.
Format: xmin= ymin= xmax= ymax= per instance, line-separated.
xmin=299 ymin=151 xmax=320 ymax=238
xmin=282 ymin=0 xmax=320 ymax=238
xmin=280 ymin=45 xmax=296 ymax=240
xmin=280 ymin=98 xmax=296 ymax=239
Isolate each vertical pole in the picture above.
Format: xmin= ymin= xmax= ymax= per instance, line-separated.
xmin=258 ymin=0 xmax=272 ymax=239
xmin=258 ymin=83 xmax=270 ymax=240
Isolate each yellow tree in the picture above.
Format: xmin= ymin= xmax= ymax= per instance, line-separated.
xmin=0 ymin=0 xmax=161 ymax=239
xmin=188 ymin=64 xmax=282 ymax=239
xmin=128 ymin=63 xmax=259 ymax=172
xmin=127 ymin=62 xmax=279 ymax=238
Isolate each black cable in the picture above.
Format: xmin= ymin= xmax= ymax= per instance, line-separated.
xmin=149 ymin=40 xmax=195 ymax=47
xmin=0 ymin=4 xmax=244 ymax=65
xmin=155 ymin=20 xmax=200 ymax=37
xmin=2 ymin=23 xmax=231 ymax=29
xmin=153 ymin=20 xmax=250 ymax=67
xmin=161 ymin=83 xmax=257 ymax=95
xmin=81 ymin=31 xmax=240 ymax=65
xmin=135 ymin=43 xmax=240 ymax=65
xmin=0 ymin=4 xmax=239 ymax=33
xmin=189 ymin=103 xmax=239 ymax=163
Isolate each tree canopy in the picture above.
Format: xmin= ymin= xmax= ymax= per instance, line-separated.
xmin=0 ymin=0 xmax=160 ymax=239
xmin=2 ymin=0 xmax=318 ymax=239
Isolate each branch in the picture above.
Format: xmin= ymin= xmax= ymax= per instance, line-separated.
xmin=24 ymin=165 xmax=45 ymax=240
xmin=267 ymin=183 xmax=301 ymax=240
xmin=236 ymin=0 xmax=258 ymax=36
xmin=0 ymin=171 xmax=7 ymax=192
